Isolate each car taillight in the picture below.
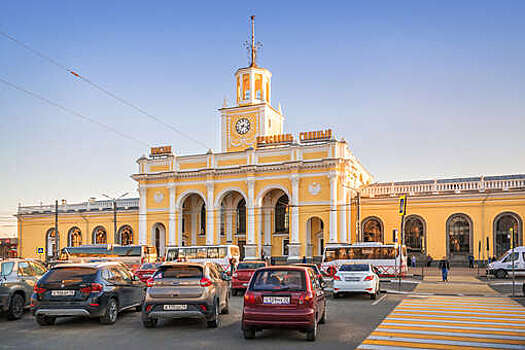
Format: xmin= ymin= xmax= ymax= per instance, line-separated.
xmin=33 ymin=285 xmax=46 ymax=294
xmin=232 ymin=273 xmax=238 ymax=278
xmin=146 ymin=278 xmax=155 ymax=287
xmin=364 ymin=275 xmax=374 ymax=281
xmin=200 ymin=277 xmax=213 ymax=287
xmin=244 ymin=292 xmax=256 ymax=305
xmin=145 ymin=304 xmax=152 ymax=312
xmin=299 ymin=292 xmax=314 ymax=305
xmin=333 ymin=275 xmax=341 ymax=281
xmin=80 ymin=283 xmax=103 ymax=294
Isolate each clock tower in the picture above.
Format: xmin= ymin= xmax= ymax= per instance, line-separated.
xmin=219 ymin=16 xmax=284 ymax=153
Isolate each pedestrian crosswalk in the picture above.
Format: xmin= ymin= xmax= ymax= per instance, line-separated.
xmin=358 ymin=295 xmax=525 ymax=349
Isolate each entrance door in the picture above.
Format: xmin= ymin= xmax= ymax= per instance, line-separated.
xmin=237 ymin=240 xmax=246 ymax=261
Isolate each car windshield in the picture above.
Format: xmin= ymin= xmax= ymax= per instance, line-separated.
xmin=0 ymin=262 xmax=14 ymax=276
xmin=251 ymin=269 xmax=306 ymax=291
xmin=154 ymin=265 xmax=203 ymax=279
xmin=339 ymin=264 xmax=369 ymax=272
xmin=237 ymin=262 xmax=265 ymax=270
xmin=42 ymin=267 xmax=98 ymax=283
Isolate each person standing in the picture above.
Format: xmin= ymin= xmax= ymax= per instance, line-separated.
xmin=439 ymin=257 xmax=450 ymax=282
xmin=411 ymin=255 xmax=417 ymax=268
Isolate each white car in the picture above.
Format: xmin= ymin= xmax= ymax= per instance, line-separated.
xmin=332 ymin=264 xmax=380 ymax=299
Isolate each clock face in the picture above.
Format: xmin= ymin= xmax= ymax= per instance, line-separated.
xmin=235 ymin=118 xmax=251 ymax=135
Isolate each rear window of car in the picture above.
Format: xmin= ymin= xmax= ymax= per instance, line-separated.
xmin=296 ymin=264 xmax=320 ymax=274
xmin=251 ymin=269 xmax=306 ymax=291
xmin=237 ymin=262 xmax=265 ymax=270
xmin=0 ymin=262 xmax=14 ymax=276
xmin=42 ymin=267 xmax=98 ymax=283
xmin=154 ymin=265 xmax=203 ymax=279
xmin=140 ymin=263 xmax=159 ymax=270
xmin=340 ymin=264 xmax=369 ymax=272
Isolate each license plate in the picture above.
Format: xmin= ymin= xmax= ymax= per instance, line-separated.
xmin=163 ymin=304 xmax=187 ymax=311
xmin=51 ymin=290 xmax=75 ymax=296
xmin=263 ymin=296 xmax=290 ymax=305
xmin=345 ymin=278 xmax=360 ymax=282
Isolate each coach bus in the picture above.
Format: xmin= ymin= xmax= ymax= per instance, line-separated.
xmin=164 ymin=244 xmax=240 ymax=271
xmin=59 ymin=244 xmax=157 ymax=270
xmin=321 ymin=242 xmax=408 ymax=277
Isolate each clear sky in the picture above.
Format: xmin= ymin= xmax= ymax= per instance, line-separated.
xmin=1 ymin=1 xmax=524 ymax=236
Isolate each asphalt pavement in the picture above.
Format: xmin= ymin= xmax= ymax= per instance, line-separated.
xmin=0 ymin=292 xmax=403 ymax=350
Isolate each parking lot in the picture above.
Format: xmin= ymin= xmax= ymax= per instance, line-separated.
xmin=0 ymin=292 xmax=403 ymax=350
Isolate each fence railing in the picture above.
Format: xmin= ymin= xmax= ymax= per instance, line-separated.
xmin=18 ymin=198 xmax=140 ymax=215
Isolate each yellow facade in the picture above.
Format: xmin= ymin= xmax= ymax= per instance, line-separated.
xmin=14 ymin=25 xmax=525 ymax=265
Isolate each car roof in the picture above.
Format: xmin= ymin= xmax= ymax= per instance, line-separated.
xmin=160 ymin=262 xmax=206 ymax=267
xmin=51 ymin=261 xmax=122 ymax=269
xmin=239 ymin=260 xmax=266 ymax=264
xmin=257 ymin=265 xmax=309 ymax=271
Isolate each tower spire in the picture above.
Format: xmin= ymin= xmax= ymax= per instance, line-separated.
xmin=250 ymin=15 xmax=256 ymax=67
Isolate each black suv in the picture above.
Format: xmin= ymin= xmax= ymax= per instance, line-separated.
xmin=31 ymin=262 xmax=144 ymax=326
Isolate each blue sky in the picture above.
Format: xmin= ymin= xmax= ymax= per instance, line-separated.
xmin=1 ymin=1 xmax=524 ymax=235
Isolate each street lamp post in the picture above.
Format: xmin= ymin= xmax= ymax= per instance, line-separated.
xmin=102 ymin=193 xmax=129 ymax=244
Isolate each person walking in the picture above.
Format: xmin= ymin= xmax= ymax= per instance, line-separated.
xmin=411 ymin=255 xmax=417 ymax=268
xmin=439 ymin=257 xmax=450 ymax=282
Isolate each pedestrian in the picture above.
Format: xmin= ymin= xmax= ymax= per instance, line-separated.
xmin=426 ymin=255 xmax=433 ymax=267
xmin=411 ymin=255 xmax=417 ymax=268
xmin=468 ymin=255 xmax=474 ymax=268
xmin=439 ymin=256 xmax=450 ymax=282
xmin=302 ymin=256 xmax=307 ymax=263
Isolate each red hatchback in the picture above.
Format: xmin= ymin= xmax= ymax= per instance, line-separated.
xmin=242 ymin=266 xmax=326 ymax=341
xmin=232 ymin=261 xmax=266 ymax=296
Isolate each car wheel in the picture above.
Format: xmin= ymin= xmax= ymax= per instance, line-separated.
xmin=370 ymin=290 xmax=377 ymax=300
xmin=319 ymin=305 xmax=326 ymax=324
xmin=207 ymin=300 xmax=220 ymax=328
xmin=332 ymin=292 xmax=339 ymax=299
xmin=36 ymin=314 xmax=55 ymax=326
xmin=306 ymin=319 xmax=318 ymax=341
xmin=100 ymin=298 xmax=118 ymax=325
xmin=142 ymin=317 xmax=158 ymax=328
xmin=496 ymin=269 xmax=507 ymax=279
xmin=7 ymin=293 xmax=25 ymax=320
xmin=243 ymin=327 xmax=256 ymax=339
xmin=135 ymin=304 xmax=142 ymax=312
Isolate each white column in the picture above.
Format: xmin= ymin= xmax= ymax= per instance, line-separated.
xmin=329 ymin=172 xmax=338 ymax=243
xmin=226 ymin=199 xmax=233 ymax=243
xmin=138 ymin=185 xmax=147 ymax=245
xmin=264 ymin=207 xmax=271 ymax=245
xmin=291 ymin=175 xmax=300 ymax=244
xmin=206 ymin=182 xmax=215 ymax=245
xmin=247 ymin=177 xmax=255 ymax=245
xmin=177 ymin=207 xmax=183 ymax=246
xmin=340 ymin=183 xmax=347 ymax=243
xmin=191 ymin=209 xmax=198 ymax=245
xmin=168 ymin=185 xmax=176 ymax=246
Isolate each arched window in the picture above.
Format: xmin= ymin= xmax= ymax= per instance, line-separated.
xmin=220 ymin=203 xmax=225 ymax=236
xmin=362 ymin=217 xmax=383 ymax=243
xmin=152 ymin=223 xmax=166 ymax=256
xmin=200 ymin=204 xmax=206 ymax=235
xmin=46 ymin=228 xmax=57 ymax=258
xmin=405 ymin=216 xmax=425 ymax=253
xmin=494 ymin=213 xmax=522 ymax=258
xmin=275 ymin=195 xmax=289 ymax=233
xmin=237 ymin=199 xmax=246 ymax=235
xmin=118 ymin=225 xmax=133 ymax=245
xmin=447 ymin=214 xmax=472 ymax=256
xmin=68 ymin=227 xmax=82 ymax=247
xmin=92 ymin=226 xmax=107 ymax=244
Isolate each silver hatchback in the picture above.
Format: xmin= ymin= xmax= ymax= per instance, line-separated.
xmin=142 ymin=262 xmax=231 ymax=328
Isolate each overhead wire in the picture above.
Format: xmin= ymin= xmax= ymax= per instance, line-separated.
xmin=0 ymin=30 xmax=211 ymax=150
xmin=0 ymin=77 xmax=148 ymax=147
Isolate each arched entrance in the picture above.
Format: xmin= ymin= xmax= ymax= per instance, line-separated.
xmin=179 ymin=193 xmax=207 ymax=246
xmin=46 ymin=228 xmax=57 ymax=258
xmin=118 ymin=225 xmax=133 ymax=245
xmin=151 ymin=223 xmax=166 ymax=258
xmin=362 ymin=217 xmax=384 ymax=243
xmin=493 ymin=212 xmax=522 ymax=258
xmin=67 ymin=227 xmax=82 ymax=247
xmin=306 ymin=217 xmax=324 ymax=257
xmin=447 ymin=213 xmax=473 ymax=260
xmin=215 ymin=189 xmax=247 ymax=257
xmin=405 ymin=215 xmax=426 ymax=254
xmin=92 ymin=226 xmax=107 ymax=244
xmin=258 ymin=187 xmax=290 ymax=258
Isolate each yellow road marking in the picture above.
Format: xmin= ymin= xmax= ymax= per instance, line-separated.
xmin=378 ymin=324 xmax=525 ymax=336
xmin=362 ymin=338 xmax=496 ymax=350
xmin=372 ymin=331 xmax=525 ymax=345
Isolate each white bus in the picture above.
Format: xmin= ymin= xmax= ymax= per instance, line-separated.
xmin=321 ymin=242 xmax=408 ymax=277
xmin=164 ymin=244 xmax=241 ymax=271
xmin=59 ymin=244 xmax=157 ymax=270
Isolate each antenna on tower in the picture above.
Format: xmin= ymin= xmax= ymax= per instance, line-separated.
xmin=243 ymin=15 xmax=262 ymax=67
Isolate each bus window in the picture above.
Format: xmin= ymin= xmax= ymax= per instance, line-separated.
xmin=185 ymin=248 xmax=197 ymax=259
xmin=197 ymin=248 xmax=207 ymax=259
xmin=166 ymin=249 xmax=178 ymax=261
xmin=338 ymin=248 xmax=348 ymax=260
xmin=208 ymin=247 xmax=219 ymax=259
xmin=325 ymin=249 xmax=335 ymax=262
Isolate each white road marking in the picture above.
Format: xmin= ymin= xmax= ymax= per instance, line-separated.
xmin=372 ymin=294 xmax=387 ymax=306
xmin=367 ymin=335 xmax=524 ymax=349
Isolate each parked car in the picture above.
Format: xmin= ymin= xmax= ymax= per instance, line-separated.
xmin=142 ymin=262 xmax=231 ymax=328
xmin=487 ymin=246 xmax=525 ymax=278
xmin=134 ymin=263 xmax=161 ymax=283
xmin=31 ymin=262 xmax=144 ymax=326
xmin=232 ymin=261 xmax=266 ymax=296
xmin=332 ymin=264 xmax=380 ymax=299
xmin=242 ymin=266 xmax=326 ymax=341
xmin=0 ymin=259 xmax=47 ymax=320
